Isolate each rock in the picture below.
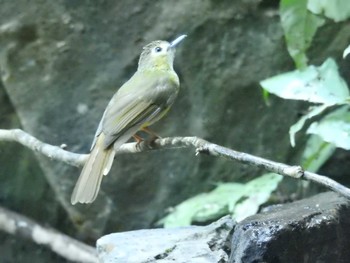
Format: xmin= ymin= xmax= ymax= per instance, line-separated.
xmin=97 ymin=216 xmax=234 ymax=263
xmin=229 ymin=192 xmax=350 ymax=263
xmin=97 ymin=192 xmax=350 ymax=263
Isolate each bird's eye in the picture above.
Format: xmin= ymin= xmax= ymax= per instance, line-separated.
xmin=155 ymin=47 xmax=162 ymax=53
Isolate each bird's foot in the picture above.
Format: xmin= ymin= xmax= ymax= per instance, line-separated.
xmin=132 ymin=134 xmax=145 ymax=150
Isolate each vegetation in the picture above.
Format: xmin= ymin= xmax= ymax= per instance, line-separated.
xmin=161 ymin=0 xmax=350 ymax=227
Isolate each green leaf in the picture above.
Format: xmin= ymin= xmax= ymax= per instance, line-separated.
xmin=301 ymin=134 xmax=336 ymax=172
xmin=260 ymin=58 xmax=349 ymax=104
xmin=289 ymin=104 xmax=329 ymax=147
xmin=307 ymin=106 xmax=350 ymax=150
xmin=344 ymin=45 xmax=350 ymax=59
xmin=308 ymin=0 xmax=350 ymax=22
xmin=280 ymin=0 xmax=325 ymax=69
xmin=159 ymin=183 xmax=244 ymax=227
xmin=160 ymin=174 xmax=283 ymax=228
xmin=262 ymin=89 xmax=271 ymax=106
xmin=232 ymin=173 xmax=283 ymax=222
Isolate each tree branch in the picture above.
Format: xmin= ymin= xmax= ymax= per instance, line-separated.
xmin=0 ymin=205 xmax=98 ymax=263
xmin=0 ymin=129 xmax=87 ymax=167
xmin=1 ymin=128 xmax=350 ymax=199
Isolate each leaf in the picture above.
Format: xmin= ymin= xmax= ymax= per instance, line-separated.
xmin=160 ymin=174 xmax=283 ymax=228
xmin=280 ymin=0 xmax=325 ymax=69
xmin=301 ymin=134 xmax=336 ymax=172
xmin=159 ymin=183 xmax=244 ymax=227
xmin=260 ymin=58 xmax=349 ymax=104
xmin=344 ymin=45 xmax=350 ymax=59
xmin=308 ymin=0 xmax=350 ymax=22
xmin=307 ymin=106 xmax=350 ymax=150
xmin=232 ymin=173 xmax=283 ymax=222
xmin=262 ymin=89 xmax=271 ymax=106
xmin=289 ymin=104 xmax=330 ymax=147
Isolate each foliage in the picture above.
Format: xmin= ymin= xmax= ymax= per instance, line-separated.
xmin=160 ymin=0 xmax=350 ymax=228
xmin=344 ymin=45 xmax=350 ymax=58
xmin=289 ymin=105 xmax=329 ymax=147
xmin=260 ymin=58 xmax=349 ymax=147
xmin=280 ymin=0 xmax=324 ymax=69
xmin=301 ymin=134 xmax=335 ymax=172
xmin=308 ymin=0 xmax=350 ymax=22
xmin=160 ymin=174 xmax=283 ymax=228
xmin=261 ymin=0 xmax=350 ymax=171
xmin=307 ymin=106 xmax=350 ymax=150
xmin=260 ymin=58 xmax=349 ymax=104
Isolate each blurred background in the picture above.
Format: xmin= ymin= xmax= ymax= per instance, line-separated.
xmin=1 ymin=0 xmax=350 ymax=262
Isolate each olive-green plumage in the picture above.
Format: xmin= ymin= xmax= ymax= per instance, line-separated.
xmin=71 ymin=35 xmax=186 ymax=204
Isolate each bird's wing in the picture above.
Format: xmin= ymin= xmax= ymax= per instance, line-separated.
xmin=98 ymin=71 xmax=179 ymax=148
xmin=90 ymin=109 xmax=107 ymax=150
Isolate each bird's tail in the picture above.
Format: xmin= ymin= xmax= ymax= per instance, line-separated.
xmin=71 ymin=133 xmax=115 ymax=205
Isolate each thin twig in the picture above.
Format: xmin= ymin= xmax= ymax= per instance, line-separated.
xmin=1 ymin=129 xmax=350 ymax=199
xmin=0 ymin=206 xmax=98 ymax=263
xmin=0 ymin=129 xmax=87 ymax=167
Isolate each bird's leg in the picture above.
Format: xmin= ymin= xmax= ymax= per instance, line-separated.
xmin=142 ymin=127 xmax=162 ymax=140
xmin=141 ymin=127 xmax=161 ymax=147
xmin=132 ymin=134 xmax=144 ymax=150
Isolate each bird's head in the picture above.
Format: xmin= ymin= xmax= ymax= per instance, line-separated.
xmin=138 ymin=35 xmax=186 ymax=72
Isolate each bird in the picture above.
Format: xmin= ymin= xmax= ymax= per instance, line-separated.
xmin=71 ymin=35 xmax=187 ymax=205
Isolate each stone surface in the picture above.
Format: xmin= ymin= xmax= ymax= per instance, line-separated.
xmin=0 ymin=0 xmax=350 ymax=252
xmin=97 ymin=216 xmax=234 ymax=263
xmin=96 ymin=192 xmax=350 ymax=263
xmin=229 ymin=192 xmax=350 ymax=263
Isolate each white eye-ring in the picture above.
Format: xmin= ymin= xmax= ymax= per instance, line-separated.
xmin=155 ymin=46 xmax=162 ymax=53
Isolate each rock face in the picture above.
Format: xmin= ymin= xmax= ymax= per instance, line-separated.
xmin=97 ymin=216 xmax=234 ymax=263
xmin=96 ymin=192 xmax=350 ymax=263
xmin=229 ymin=192 xmax=350 ymax=263
xmin=1 ymin=0 xmax=349 ymax=248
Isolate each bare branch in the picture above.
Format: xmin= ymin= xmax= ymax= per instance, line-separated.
xmin=1 ymin=128 xmax=350 ymax=199
xmin=0 ymin=129 xmax=87 ymax=167
xmin=0 ymin=206 xmax=98 ymax=263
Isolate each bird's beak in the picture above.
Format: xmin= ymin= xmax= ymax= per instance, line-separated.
xmin=170 ymin=35 xmax=187 ymax=48
xmin=343 ymin=45 xmax=350 ymax=59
